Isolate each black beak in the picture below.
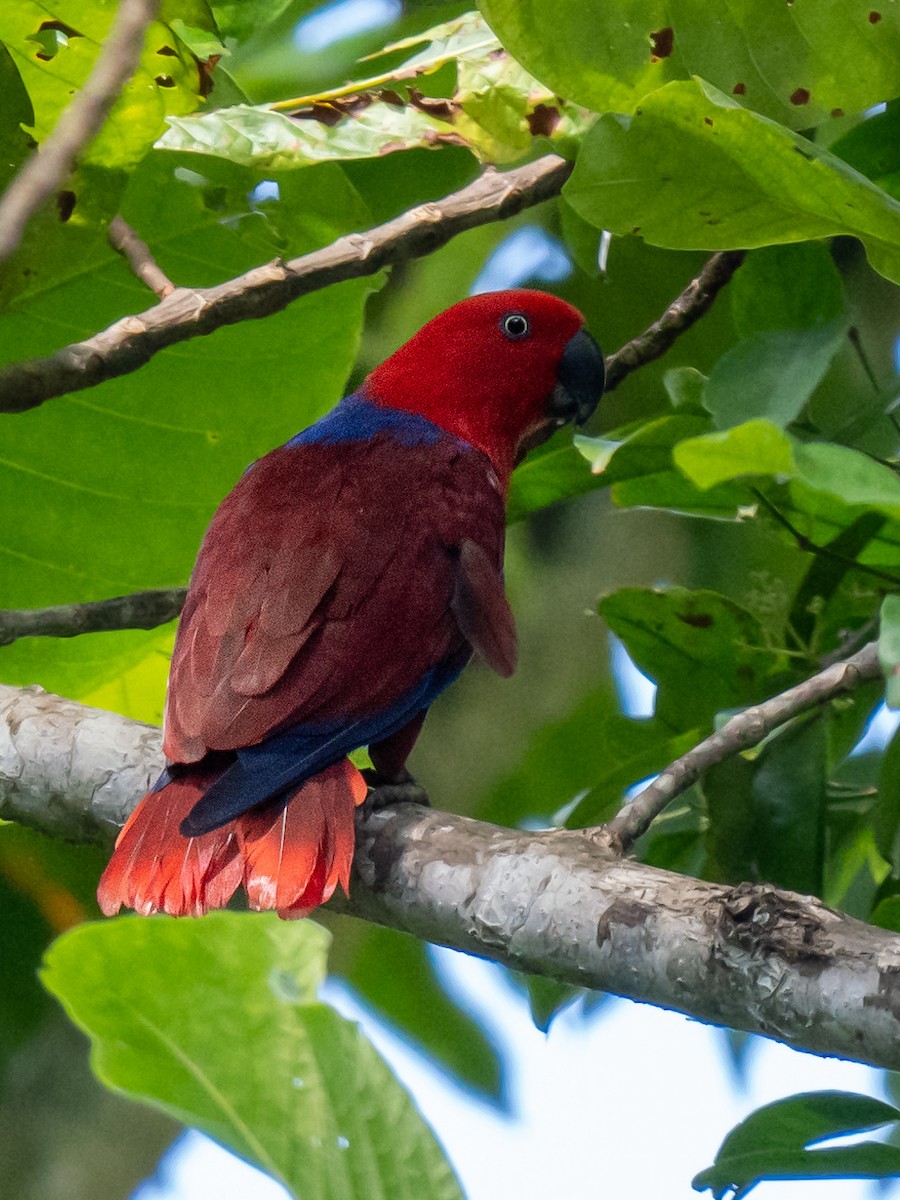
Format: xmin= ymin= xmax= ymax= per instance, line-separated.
xmin=549 ymin=328 xmax=605 ymax=426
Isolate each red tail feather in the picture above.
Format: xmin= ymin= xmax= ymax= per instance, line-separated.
xmin=97 ymin=759 xmax=367 ymax=918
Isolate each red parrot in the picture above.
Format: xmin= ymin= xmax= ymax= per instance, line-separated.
xmin=98 ymin=289 xmax=604 ymax=919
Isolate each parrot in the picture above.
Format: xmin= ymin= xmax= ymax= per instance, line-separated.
xmin=97 ymin=289 xmax=604 ymax=920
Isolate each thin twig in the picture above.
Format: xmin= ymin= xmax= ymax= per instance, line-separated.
xmin=0 ymin=588 xmax=186 ymax=647
xmin=752 ymin=487 xmax=900 ymax=588
xmin=602 ymin=640 xmax=882 ymax=854
xmin=0 ymin=155 xmax=573 ymax=414
xmin=603 ymin=250 xmax=747 ymax=393
xmin=0 ymin=0 xmax=161 ymax=266
xmin=108 ymin=215 xmax=175 ymax=299
xmin=847 ymin=326 xmax=881 ymax=394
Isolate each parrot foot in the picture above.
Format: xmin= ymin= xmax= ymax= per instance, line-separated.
xmin=360 ymin=768 xmax=430 ymax=814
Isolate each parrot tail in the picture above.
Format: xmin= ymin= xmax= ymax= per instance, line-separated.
xmin=96 ymin=759 xmax=368 ymax=919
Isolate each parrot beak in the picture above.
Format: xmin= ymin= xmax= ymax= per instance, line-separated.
xmin=549 ymin=328 xmax=605 ymax=427
xmin=514 ymin=328 xmax=605 ymax=463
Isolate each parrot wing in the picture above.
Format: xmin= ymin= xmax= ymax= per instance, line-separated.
xmin=164 ymin=430 xmax=508 ymax=768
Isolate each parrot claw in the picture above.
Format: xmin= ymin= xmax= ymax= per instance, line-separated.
xmin=360 ymin=768 xmax=430 ymax=815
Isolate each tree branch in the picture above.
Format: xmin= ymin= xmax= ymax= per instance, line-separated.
xmin=108 ymin=215 xmax=175 ymax=299
xmin=605 ymin=641 xmax=883 ymax=853
xmin=0 ymin=589 xmax=186 ymax=648
xmin=0 ymin=155 xmax=573 ymax=414
xmin=1 ymin=680 xmax=899 ymax=1071
xmin=603 ymin=249 xmax=746 ymax=393
xmin=0 ymin=0 xmax=161 ymax=266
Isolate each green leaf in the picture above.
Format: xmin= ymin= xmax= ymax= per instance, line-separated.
xmin=0 ymin=3 xmax=209 ymax=167
xmin=788 ymin=515 xmax=887 ymax=651
xmin=42 ymin=914 xmax=464 ymax=1200
xmin=0 ymin=39 xmax=33 ymax=194
xmin=663 ymin=366 xmax=707 ymax=413
xmin=598 ymin=587 xmax=785 ymax=732
xmin=871 ymin=895 xmax=900 ymax=931
xmin=157 ymin=10 xmax=590 ymax=168
xmin=700 ymin=243 xmax=850 ymax=430
xmin=676 ymin=425 xmax=900 ymax=524
xmin=565 ymin=79 xmax=900 ymax=286
xmin=880 ymin=594 xmax=900 ymax=709
xmin=831 ymin=101 xmax=900 ymax=201
xmin=669 ymin=0 xmax=900 ymax=131
xmin=517 ymin=974 xmax=581 ymax=1033
xmin=507 ymin=433 xmax=602 ymax=522
xmin=693 ymin=1090 xmax=900 ymax=1198
xmin=477 ymin=0 xmax=682 ymax=113
xmin=479 ymin=0 xmax=900 ymax=130
xmin=729 ymin=244 xmax=846 ymax=339
xmin=794 ymin=443 xmax=900 ymax=517
xmin=704 ymin=322 xmax=848 ymax=431
xmin=209 ymin=0 xmax=295 ymax=44
xmin=707 ymin=713 xmax=827 ymax=895
xmin=674 ymin=420 xmax=796 ymax=488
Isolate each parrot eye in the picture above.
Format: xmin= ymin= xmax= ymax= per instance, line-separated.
xmin=501 ymin=312 xmax=530 ymax=340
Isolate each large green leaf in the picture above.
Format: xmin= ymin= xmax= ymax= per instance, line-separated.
xmin=477 ymin=0 xmax=682 ymax=113
xmin=694 ymin=1091 xmax=900 ymax=1198
xmin=669 ymin=0 xmax=900 ymax=130
xmin=565 ymin=79 xmax=900 ymax=285
xmin=478 ymin=0 xmax=900 ymax=129
xmin=676 ymin=422 xmax=900 ymax=522
xmin=42 ymin=915 xmax=463 ymax=1200
xmin=598 ymin=586 xmax=786 ymax=732
xmin=729 ymin=244 xmax=846 ymax=339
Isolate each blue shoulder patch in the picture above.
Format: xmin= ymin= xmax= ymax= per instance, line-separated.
xmin=285 ymin=393 xmax=444 ymax=449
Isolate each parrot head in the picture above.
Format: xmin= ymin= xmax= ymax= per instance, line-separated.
xmin=363 ymin=289 xmax=604 ymax=483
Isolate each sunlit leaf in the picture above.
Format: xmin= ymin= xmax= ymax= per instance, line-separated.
xmin=479 ymin=0 xmax=900 ymax=129
xmin=158 ymin=101 xmax=460 ymax=168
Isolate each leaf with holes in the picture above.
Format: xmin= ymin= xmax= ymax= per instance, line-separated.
xmin=565 ymin=79 xmax=900 ymax=286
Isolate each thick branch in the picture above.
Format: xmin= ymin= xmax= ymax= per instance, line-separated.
xmin=605 ymin=641 xmax=883 ymax=852
xmin=0 ymin=589 xmax=186 ymax=647
xmin=2 ymin=681 xmax=899 ymax=1072
xmin=0 ymin=0 xmax=161 ymax=265
xmin=0 ymin=156 xmax=572 ymax=414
